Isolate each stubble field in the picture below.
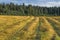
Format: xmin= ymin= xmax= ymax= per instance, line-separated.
xmin=0 ymin=16 xmax=60 ymax=40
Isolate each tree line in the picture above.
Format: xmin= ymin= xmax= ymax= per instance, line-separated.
xmin=0 ymin=3 xmax=60 ymax=16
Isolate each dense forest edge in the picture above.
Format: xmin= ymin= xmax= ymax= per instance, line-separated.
xmin=0 ymin=3 xmax=60 ymax=16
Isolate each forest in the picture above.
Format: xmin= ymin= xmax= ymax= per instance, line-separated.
xmin=0 ymin=3 xmax=60 ymax=16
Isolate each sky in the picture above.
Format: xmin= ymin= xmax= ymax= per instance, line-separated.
xmin=0 ymin=0 xmax=60 ymax=7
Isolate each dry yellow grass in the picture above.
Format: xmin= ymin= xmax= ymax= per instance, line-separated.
xmin=0 ymin=16 xmax=60 ymax=40
xmin=47 ymin=17 xmax=60 ymax=29
xmin=47 ymin=17 xmax=60 ymax=24
xmin=41 ymin=17 xmax=55 ymax=40
xmin=0 ymin=16 xmax=34 ymax=40
xmin=11 ymin=17 xmax=39 ymax=40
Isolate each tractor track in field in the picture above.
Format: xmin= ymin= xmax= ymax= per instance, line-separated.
xmin=47 ymin=18 xmax=60 ymax=37
xmin=30 ymin=17 xmax=42 ymax=40
xmin=34 ymin=23 xmax=40 ymax=40
xmin=5 ymin=17 xmax=35 ymax=40
xmin=8 ymin=17 xmax=39 ymax=40
xmin=47 ymin=17 xmax=60 ymax=25
xmin=25 ymin=17 xmax=39 ymax=40
xmin=0 ymin=17 xmax=30 ymax=35
xmin=1 ymin=16 xmax=60 ymax=40
xmin=0 ymin=17 xmax=34 ymax=40
xmin=39 ymin=17 xmax=55 ymax=40
xmin=0 ymin=17 xmax=30 ymax=32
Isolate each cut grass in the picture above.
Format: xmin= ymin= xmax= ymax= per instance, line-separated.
xmin=0 ymin=16 xmax=60 ymax=40
xmin=39 ymin=17 xmax=55 ymax=40
xmin=0 ymin=16 xmax=34 ymax=40
xmin=9 ymin=17 xmax=39 ymax=40
xmin=46 ymin=18 xmax=60 ymax=40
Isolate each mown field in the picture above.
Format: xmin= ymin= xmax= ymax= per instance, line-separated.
xmin=0 ymin=16 xmax=60 ymax=40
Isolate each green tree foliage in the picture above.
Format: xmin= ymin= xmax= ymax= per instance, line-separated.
xmin=0 ymin=3 xmax=60 ymax=16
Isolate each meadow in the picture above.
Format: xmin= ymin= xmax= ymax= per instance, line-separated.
xmin=0 ymin=15 xmax=60 ymax=40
